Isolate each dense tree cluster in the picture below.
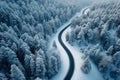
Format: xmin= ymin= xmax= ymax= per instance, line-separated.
xmin=67 ymin=1 xmax=120 ymax=80
xmin=81 ymin=59 xmax=91 ymax=74
xmin=0 ymin=0 xmax=78 ymax=79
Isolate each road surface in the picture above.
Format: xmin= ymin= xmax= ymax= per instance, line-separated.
xmin=58 ymin=23 xmax=74 ymax=80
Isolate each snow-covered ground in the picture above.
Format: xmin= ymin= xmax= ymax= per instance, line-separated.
xmin=50 ymin=8 xmax=85 ymax=80
xmin=62 ymin=27 xmax=104 ymax=80
xmin=49 ymin=23 xmax=70 ymax=80
xmin=50 ymin=7 xmax=103 ymax=80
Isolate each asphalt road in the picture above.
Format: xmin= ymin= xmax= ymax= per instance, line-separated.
xmin=58 ymin=23 xmax=75 ymax=80
xmin=57 ymin=8 xmax=88 ymax=80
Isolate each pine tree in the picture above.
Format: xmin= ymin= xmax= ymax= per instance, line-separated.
xmin=35 ymin=53 xmax=46 ymax=78
xmin=30 ymin=56 xmax=35 ymax=76
xmin=116 ymin=25 xmax=120 ymax=38
xmin=0 ymin=73 xmax=7 ymax=80
xmin=10 ymin=64 xmax=26 ymax=80
xmin=24 ymin=54 xmax=31 ymax=76
xmin=48 ymin=56 xmax=59 ymax=78
xmin=34 ymin=77 xmax=42 ymax=80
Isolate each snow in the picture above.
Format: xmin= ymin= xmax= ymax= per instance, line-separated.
xmin=84 ymin=8 xmax=91 ymax=15
xmin=50 ymin=7 xmax=103 ymax=80
xmin=50 ymin=35 xmax=69 ymax=80
xmin=62 ymin=27 xmax=104 ymax=80
xmin=109 ymin=29 xmax=118 ymax=41
xmin=49 ymin=20 xmax=71 ymax=80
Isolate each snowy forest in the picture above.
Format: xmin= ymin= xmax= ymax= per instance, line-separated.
xmin=1 ymin=0 xmax=120 ymax=80
xmin=67 ymin=1 xmax=120 ymax=80
xmin=0 ymin=0 xmax=80 ymax=80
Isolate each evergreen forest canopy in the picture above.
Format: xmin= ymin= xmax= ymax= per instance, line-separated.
xmin=67 ymin=1 xmax=120 ymax=80
xmin=0 ymin=0 xmax=79 ymax=80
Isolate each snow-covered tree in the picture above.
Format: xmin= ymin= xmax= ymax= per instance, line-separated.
xmin=100 ymin=31 xmax=111 ymax=50
xmin=46 ymin=48 xmax=61 ymax=78
xmin=113 ymin=51 xmax=120 ymax=67
xmin=99 ymin=55 xmax=113 ymax=72
xmin=48 ymin=56 xmax=59 ymax=78
xmin=53 ymin=41 xmax=57 ymax=48
xmin=85 ymin=29 xmax=93 ymax=42
xmin=0 ymin=0 xmax=79 ymax=79
xmin=116 ymin=39 xmax=120 ymax=45
xmin=10 ymin=42 xmax=17 ymax=52
xmin=0 ymin=23 xmax=8 ymax=32
xmin=0 ymin=46 xmax=24 ymax=72
xmin=81 ymin=59 xmax=91 ymax=74
xmin=18 ymin=39 xmax=31 ymax=63
xmin=116 ymin=25 xmax=120 ymax=38
xmin=66 ymin=32 xmax=70 ymax=42
xmin=30 ymin=55 xmax=35 ymax=76
xmin=34 ymin=77 xmax=42 ymax=80
xmin=107 ymin=45 xmax=114 ymax=55
xmin=71 ymin=17 xmax=81 ymax=27
xmin=92 ymin=28 xmax=100 ymax=43
xmin=0 ymin=73 xmax=7 ymax=80
xmin=24 ymin=54 xmax=31 ymax=76
xmin=10 ymin=64 xmax=26 ymax=80
xmin=35 ymin=53 xmax=46 ymax=78
xmin=113 ymin=43 xmax=120 ymax=54
xmin=35 ymin=24 xmax=44 ymax=33
xmin=21 ymin=33 xmax=37 ymax=53
xmin=77 ymin=29 xmax=86 ymax=45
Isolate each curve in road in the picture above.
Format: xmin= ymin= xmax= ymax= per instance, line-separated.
xmin=57 ymin=8 xmax=87 ymax=80
xmin=58 ymin=23 xmax=75 ymax=80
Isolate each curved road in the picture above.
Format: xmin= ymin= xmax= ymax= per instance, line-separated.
xmin=58 ymin=23 xmax=74 ymax=80
xmin=55 ymin=7 xmax=104 ymax=80
xmin=57 ymin=8 xmax=88 ymax=80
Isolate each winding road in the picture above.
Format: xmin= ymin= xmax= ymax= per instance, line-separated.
xmin=57 ymin=8 xmax=88 ymax=80
xmin=58 ymin=23 xmax=74 ymax=80
xmin=51 ymin=7 xmax=103 ymax=80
